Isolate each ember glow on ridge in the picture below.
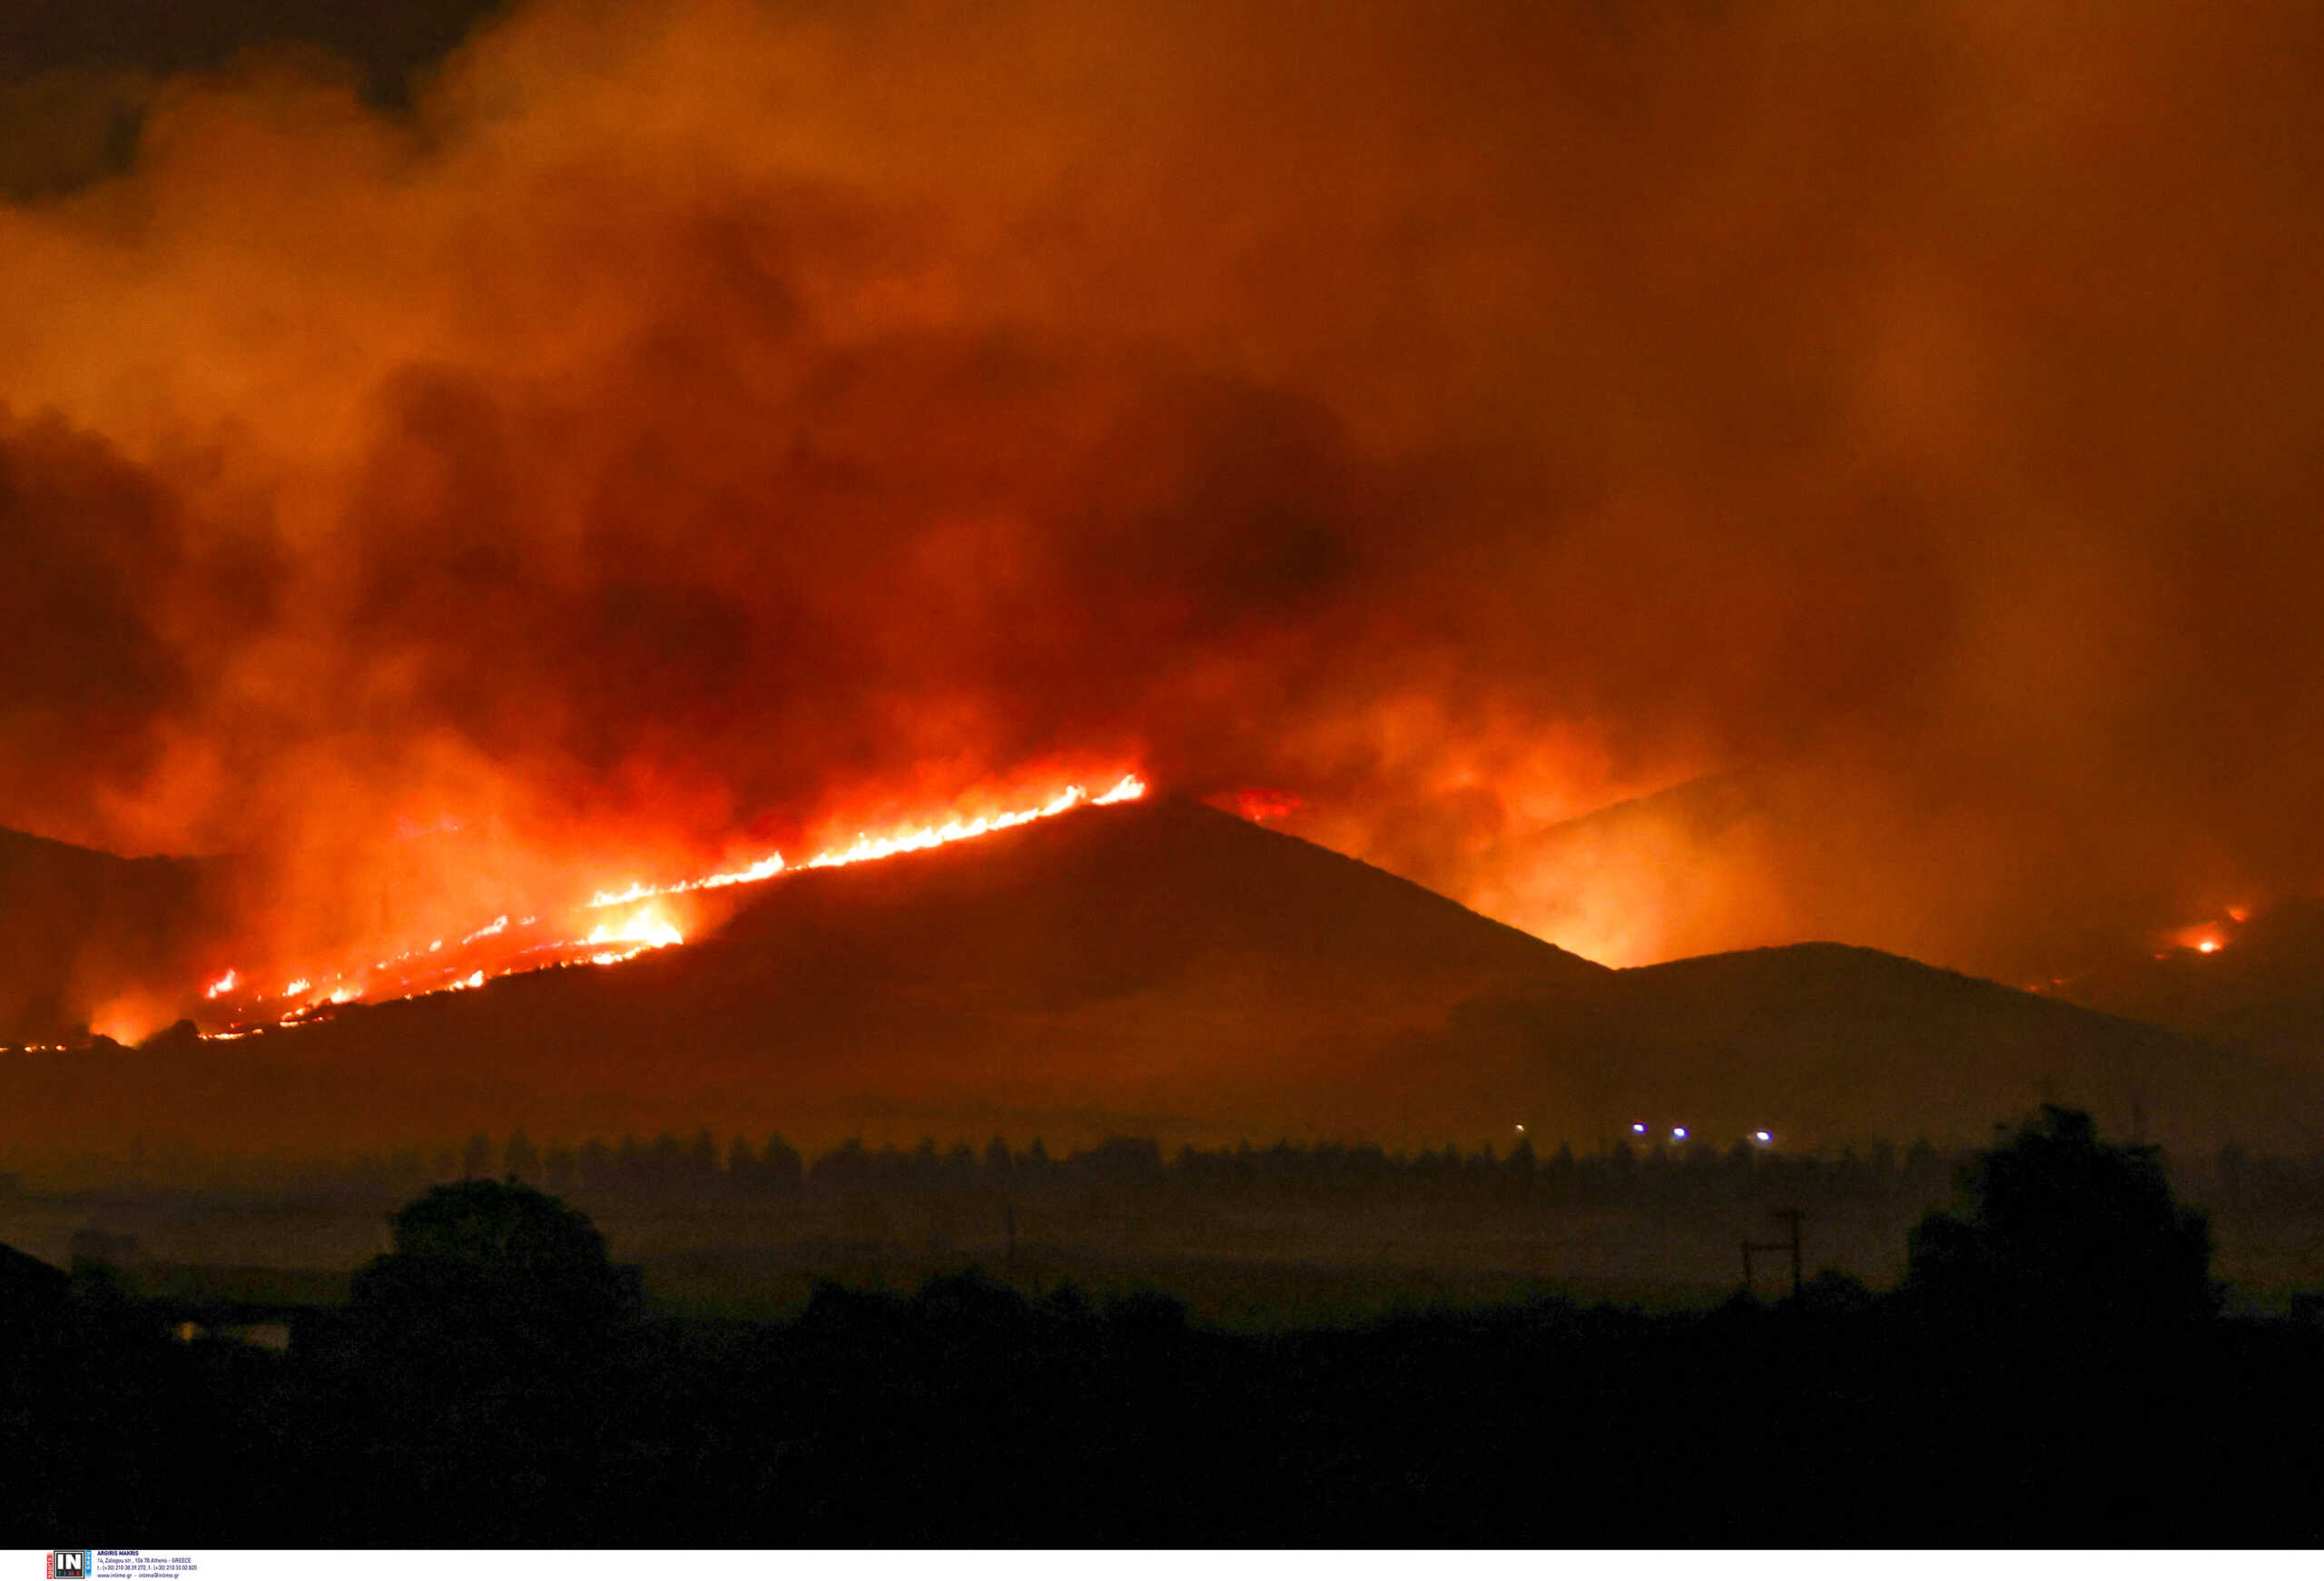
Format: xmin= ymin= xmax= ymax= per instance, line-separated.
xmin=587 ymin=774 xmax=1146 ymax=909
xmin=194 ymin=772 xmax=1148 ymax=1035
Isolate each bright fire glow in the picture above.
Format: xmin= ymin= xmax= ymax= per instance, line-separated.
xmin=1216 ymin=786 xmax=1305 ymax=823
xmin=586 ymin=907 xmax=684 ymax=951
xmin=587 ymin=775 xmax=1145 ymax=908
xmin=2163 ymin=915 xmax=2240 ymax=956
xmin=184 ymin=769 xmax=1148 ymax=1037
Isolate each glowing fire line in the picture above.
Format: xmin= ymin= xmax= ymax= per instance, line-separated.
xmin=587 ymin=773 xmax=1144 ymax=908
xmin=191 ymin=772 xmax=1147 ymax=1038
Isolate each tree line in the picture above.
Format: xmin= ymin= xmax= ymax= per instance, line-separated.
xmin=6 ymin=1107 xmax=2320 ymax=1544
xmin=263 ymin=1126 xmax=2324 ymax=1217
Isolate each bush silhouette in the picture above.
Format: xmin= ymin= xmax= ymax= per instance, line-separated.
xmin=340 ymin=1178 xmax=640 ymax=1356
xmin=1905 ymin=1105 xmax=2216 ymax=1329
xmin=293 ymin=1181 xmax=646 ymax=1540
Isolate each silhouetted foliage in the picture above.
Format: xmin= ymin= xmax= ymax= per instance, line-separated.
xmin=762 ymin=1131 xmax=803 ymax=1191
xmin=1905 ymin=1105 xmax=2217 ymax=1329
xmin=344 ymin=1178 xmax=639 ymax=1342
xmin=8 ymin=1104 xmax=2324 ymax=1546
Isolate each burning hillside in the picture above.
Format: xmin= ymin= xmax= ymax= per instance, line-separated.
xmin=7 ymin=794 xmax=2317 ymax=1174
xmin=181 ymin=774 xmax=1146 ymax=1036
xmin=0 ymin=795 xmax=1616 ymax=1164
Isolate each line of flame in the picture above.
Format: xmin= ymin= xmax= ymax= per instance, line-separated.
xmin=588 ymin=773 xmax=1145 ymax=906
xmin=192 ymin=771 xmax=1147 ymax=1038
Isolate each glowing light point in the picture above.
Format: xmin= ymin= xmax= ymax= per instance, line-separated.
xmin=1631 ymin=1122 xmax=1648 ymax=1135
xmin=2197 ymin=940 xmax=2221 ymax=954
xmin=284 ymin=978 xmax=310 ymax=997
xmin=1672 ymin=1127 xmax=1689 ymax=1141
xmin=204 ymin=969 xmax=239 ymax=1000
xmin=1754 ymin=1131 xmax=1774 ymax=1144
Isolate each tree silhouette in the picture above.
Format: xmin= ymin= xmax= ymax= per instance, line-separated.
xmin=306 ymin=1183 xmax=644 ymax=1541
xmin=347 ymin=1177 xmax=640 ymax=1339
xmin=762 ymin=1131 xmax=803 ymax=1192
xmin=724 ymin=1133 xmax=760 ymax=1184
xmin=1905 ymin=1105 xmax=2216 ymax=1329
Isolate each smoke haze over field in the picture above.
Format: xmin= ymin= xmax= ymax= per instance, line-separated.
xmin=4 ymin=0 xmax=2323 ymax=984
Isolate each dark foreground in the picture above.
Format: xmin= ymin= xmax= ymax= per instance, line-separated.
xmin=9 ymin=1108 xmax=2324 ymax=1546
xmin=5 ymin=1266 xmax=2321 ymax=1546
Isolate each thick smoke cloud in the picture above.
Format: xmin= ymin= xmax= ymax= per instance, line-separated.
xmin=2 ymin=0 xmax=2321 ymax=983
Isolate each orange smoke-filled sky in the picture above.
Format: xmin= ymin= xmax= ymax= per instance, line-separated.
xmin=2 ymin=0 xmax=2321 ymax=977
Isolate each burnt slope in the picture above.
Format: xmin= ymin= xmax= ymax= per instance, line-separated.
xmin=704 ymin=792 xmax=1604 ymax=1002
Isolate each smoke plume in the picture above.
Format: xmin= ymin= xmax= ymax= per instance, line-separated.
xmin=4 ymin=0 xmax=2322 ymax=991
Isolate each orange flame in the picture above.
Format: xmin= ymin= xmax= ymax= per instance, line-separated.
xmin=2163 ymin=920 xmax=2234 ymax=955
xmin=190 ymin=769 xmax=1147 ymax=1036
xmin=588 ymin=773 xmax=1146 ymax=906
xmin=586 ymin=906 xmax=684 ymax=951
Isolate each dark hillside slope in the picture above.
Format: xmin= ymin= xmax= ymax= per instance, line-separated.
xmin=0 ymin=825 xmax=226 ymax=1042
xmin=2052 ymin=898 xmax=2324 ymax=1078
xmin=0 ymin=798 xmax=1607 ymax=1159
xmin=1435 ymin=943 xmax=2319 ymax=1153
xmin=8 ymin=805 xmax=2311 ymax=1165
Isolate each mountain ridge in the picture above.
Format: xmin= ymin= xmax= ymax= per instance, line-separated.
xmin=0 ymin=804 xmax=2313 ymax=1163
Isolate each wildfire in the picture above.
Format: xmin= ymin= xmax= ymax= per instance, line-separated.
xmin=586 ymin=907 xmax=684 ymax=951
xmin=2162 ymin=909 xmax=2248 ymax=958
xmin=1215 ymin=786 xmax=1305 ymax=823
xmin=588 ymin=774 xmax=1144 ymax=906
xmin=184 ymin=769 xmax=1148 ymax=1037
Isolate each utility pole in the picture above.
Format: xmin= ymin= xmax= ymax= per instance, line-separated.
xmin=1742 ymin=1209 xmax=1806 ymax=1299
